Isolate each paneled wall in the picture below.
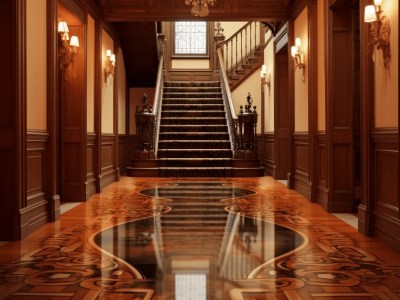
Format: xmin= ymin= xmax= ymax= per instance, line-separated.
xmin=293 ymin=133 xmax=310 ymax=199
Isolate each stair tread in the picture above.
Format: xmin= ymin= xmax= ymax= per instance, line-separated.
xmin=158 ymin=158 xmax=231 ymax=160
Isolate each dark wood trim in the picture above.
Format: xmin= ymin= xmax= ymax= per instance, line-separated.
xmin=290 ymin=0 xmax=308 ymax=19
xmin=26 ymin=130 xmax=49 ymax=237
xmin=369 ymin=128 xmax=399 ymax=252
xmin=264 ymin=133 xmax=275 ymax=177
xmin=307 ymin=0 xmax=318 ymax=203
xmin=293 ymin=132 xmax=311 ymax=199
xmin=86 ymin=133 xmax=97 ymax=199
xmin=47 ymin=0 xmax=60 ymax=221
xmin=114 ymin=44 xmax=120 ymax=181
xmin=274 ymin=22 xmax=288 ymax=53
xmin=287 ymin=20 xmax=295 ymax=189
xmin=358 ymin=0 xmax=375 ymax=235
xmin=100 ymin=134 xmax=117 ymax=190
xmin=94 ymin=17 xmax=102 ymax=192
xmin=316 ymin=132 xmax=328 ymax=208
xmin=118 ymin=135 xmax=129 ymax=175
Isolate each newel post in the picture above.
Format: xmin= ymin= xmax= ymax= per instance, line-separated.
xmin=213 ymin=22 xmax=225 ymax=81
xmin=236 ymin=93 xmax=258 ymax=159
xmin=135 ymin=93 xmax=155 ymax=159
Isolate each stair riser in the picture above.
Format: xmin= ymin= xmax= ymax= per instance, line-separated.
xmin=161 ymin=118 xmax=227 ymax=125
xmin=160 ymin=125 xmax=228 ymax=133
xmin=158 ymin=141 xmax=231 ymax=149
xmin=164 ymin=87 xmax=222 ymax=93
xmin=162 ymin=105 xmax=225 ymax=111
xmin=160 ymin=160 xmax=233 ymax=168
xmin=158 ymin=150 xmax=232 ymax=158
xmin=161 ymin=111 xmax=225 ymax=118
xmin=160 ymin=169 xmax=233 ymax=177
xmin=159 ymin=133 xmax=229 ymax=140
xmin=164 ymin=93 xmax=222 ymax=98
xmin=164 ymin=81 xmax=220 ymax=87
xmin=163 ymin=99 xmax=223 ymax=105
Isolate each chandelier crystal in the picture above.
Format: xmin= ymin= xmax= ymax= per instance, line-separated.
xmin=185 ymin=0 xmax=215 ymax=17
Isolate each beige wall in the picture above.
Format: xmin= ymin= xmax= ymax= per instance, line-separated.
xmin=101 ymin=30 xmax=114 ymax=134
xmin=294 ymin=8 xmax=309 ymax=132
xmin=117 ymin=49 xmax=126 ymax=134
xmin=317 ymin=0 xmax=326 ymax=131
xmin=87 ymin=15 xmax=95 ymax=133
xmin=374 ymin=0 xmax=398 ymax=127
xmin=129 ymin=88 xmax=156 ymax=134
xmin=26 ymin=0 xmax=47 ymax=130
xmin=232 ymin=71 xmax=262 ymax=133
xmin=171 ymin=59 xmax=209 ymax=69
xmin=220 ymin=22 xmax=247 ymax=40
xmin=264 ymin=30 xmax=274 ymax=133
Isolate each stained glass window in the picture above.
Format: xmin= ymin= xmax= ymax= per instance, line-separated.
xmin=174 ymin=21 xmax=208 ymax=56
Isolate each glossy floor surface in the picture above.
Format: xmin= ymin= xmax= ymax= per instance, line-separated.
xmin=0 ymin=177 xmax=400 ymax=299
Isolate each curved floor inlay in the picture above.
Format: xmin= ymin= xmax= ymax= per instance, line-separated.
xmin=0 ymin=177 xmax=399 ymax=299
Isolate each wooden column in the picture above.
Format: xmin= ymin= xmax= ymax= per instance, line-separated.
xmin=0 ymin=0 xmax=27 ymax=240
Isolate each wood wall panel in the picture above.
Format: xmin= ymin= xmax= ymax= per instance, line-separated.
xmin=100 ymin=134 xmax=117 ymax=189
xmin=316 ymin=133 xmax=328 ymax=208
xmin=118 ymin=135 xmax=129 ymax=175
xmin=86 ymin=134 xmax=96 ymax=199
xmin=264 ymin=133 xmax=275 ymax=176
xmin=293 ymin=133 xmax=310 ymax=199
xmin=25 ymin=131 xmax=49 ymax=237
xmin=371 ymin=129 xmax=399 ymax=251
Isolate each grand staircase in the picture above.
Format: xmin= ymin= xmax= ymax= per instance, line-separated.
xmin=127 ymin=81 xmax=264 ymax=177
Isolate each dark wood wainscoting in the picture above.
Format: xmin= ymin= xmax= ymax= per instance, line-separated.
xmin=86 ymin=134 xmax=96 ymax=199
xmin=264 ymin=133 xmax=275 ymax=177
xmin=25 ymin=131 xmax=50 ymax=237
xmin=316 ymin=132 xmax=328 ymax=208
xmin=370 ymin=129 xmax=399 ymax=251
xmin=100 ymin=134 xmax=117 ymax=190
xmin=293 ymin=132 xmax=311 ymax=200
xmin=118 ymin=135 xmax=129 ymax=175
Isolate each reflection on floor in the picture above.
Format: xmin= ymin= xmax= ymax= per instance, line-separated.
xmin=0 ymin=177 xmax=399 ymax=300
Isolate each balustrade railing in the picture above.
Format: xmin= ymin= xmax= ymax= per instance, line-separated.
xmin=134 ymin=33 xmax=165 ymax=159
xmin=216 ymin=22 xmax=261 ymax=79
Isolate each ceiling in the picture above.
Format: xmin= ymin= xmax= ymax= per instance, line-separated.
xmin=95 ymin=0 xmax=292 ymax=22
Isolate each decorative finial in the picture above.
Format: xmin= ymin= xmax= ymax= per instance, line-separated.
xmin=215 ymin=22 xmax=224 ymax=37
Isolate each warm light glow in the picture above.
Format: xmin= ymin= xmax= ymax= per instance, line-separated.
xmin=295 ymin=37 xmax=301 ymax=49
xmin=58 ymin=21 xmax=69 ymax=33
xmin=69 ymin=36 xmax=79 ymax=47
xmin=364 ymin=5 xmax=377 ymax=22
xmin=374 ymin=0 xmax=382 ymax=6
xmin=185 ymin=0 xmax=215 ymax=17
xmin=262 ymin=64 xmax=267 ymax=72
xmin=291 ymin=46 xmax=297 ymax=58
xmin=110 ymin=54 xmax=116 ymax=63
xmin=106 ymin=49 xmax=112 ymax=57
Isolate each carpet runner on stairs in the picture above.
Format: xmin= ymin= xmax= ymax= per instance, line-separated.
xmin=158 ymin=81 xmax=233 ymax=177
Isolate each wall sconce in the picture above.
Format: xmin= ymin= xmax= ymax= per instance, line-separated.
xmin=364 ymin=0 xmax=391 ymax=69
xmin=104 ymin=49 xmax=116 ymax=82
xmin=260 ymin=64 xmax=271 ymax=92
xmin=290 ymin=38 xmax=305 ymax=71
xmin=58 ymin=21 xmax=79 ymax=74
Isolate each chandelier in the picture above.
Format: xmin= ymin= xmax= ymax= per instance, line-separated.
xmin=185 ymin=0 xmax=215 ymax=17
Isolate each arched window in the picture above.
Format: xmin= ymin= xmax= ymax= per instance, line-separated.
xmin=173 ymin=21 xmax=209 ymax=57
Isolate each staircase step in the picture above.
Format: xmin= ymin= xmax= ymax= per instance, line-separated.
xmin=160 ymin=125 xmax=228 ymax=133
xmin=157 ymin=149 xmax=232 ymax=158
xmin=161 ymin=111 xmax=226 ymax=118
xmin=161 ymin=117 xmax=227 ymax=125
xmin=163 ymin=87 xmax=222 ymax=93
xmin=163 ymin=92 xmax=222 ymax=98
xmin=164 ymin=81 xmax=221 ymax=87
xmin=159 ymin=158 xmax=232 ymax=168
xmin=159 ymin=132 xmax=229 ymax=140
xmin=163 ymin=98 xmax=223 ymax=105
xmin=159 ymin=167 xmax=233 ymax=177
xmin=158 ymin=140 xmax=231 ymax=149
xmin=162 ymin=104 xmax=225 ymax=111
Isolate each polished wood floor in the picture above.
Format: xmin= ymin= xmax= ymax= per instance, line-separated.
xmin=0 ymin=177 xmax=399 ymax=299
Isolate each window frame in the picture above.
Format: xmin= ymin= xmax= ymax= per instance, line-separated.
xmin=172 ymin=21 xmax=210 ymax=58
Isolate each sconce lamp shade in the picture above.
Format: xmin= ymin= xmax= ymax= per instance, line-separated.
xmin=374 ymin=0 xmax=382 ymax=6
xmin=106 ymin=49 xmax=112 ymax=57
xmin=291 ymin=46 xmax=297 ymax=58
xmin=364 ymin=5 xmax=377 ymax=22
xmin=110 ymin=54 xmax=116 ymax=63
xmin=58 ymin=21 xmax=69 ymax=33
xmin=295 ymin=37 xmax=301 ymax=49
xmin=69 ymin=36 xmax=79 ymax=47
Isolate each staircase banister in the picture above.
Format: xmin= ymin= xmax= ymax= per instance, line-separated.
xmin=152 ymin=55 xmax=164 ymax=116
xmin=217 ymin=48 xmax=237 ymax=120
xmin=216 ymin=22 xmax=252 ymax=49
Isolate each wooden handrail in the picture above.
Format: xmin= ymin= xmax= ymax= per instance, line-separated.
xmin=152 ymin=54 xmax=164 ymax=157
xmin=217 ymin=48 xmax=237 ymax=121
xmin=216 ymin=22 xmax=252 ymax=48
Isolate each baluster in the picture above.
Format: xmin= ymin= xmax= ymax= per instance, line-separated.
xmin=235 ymin=35 xmax=238 ymax=69
xmin=250 ymin=23 xmax=252 ymax=53
xmin=225 ymin=43 xmax=228 ymax=75
xmin=240 ymin=30 xmax=243 ymax=67
xmin=254 ymin=22 xmax=257 ymax=50
xmin=245 ymin=27 xmax=248 ymax=63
